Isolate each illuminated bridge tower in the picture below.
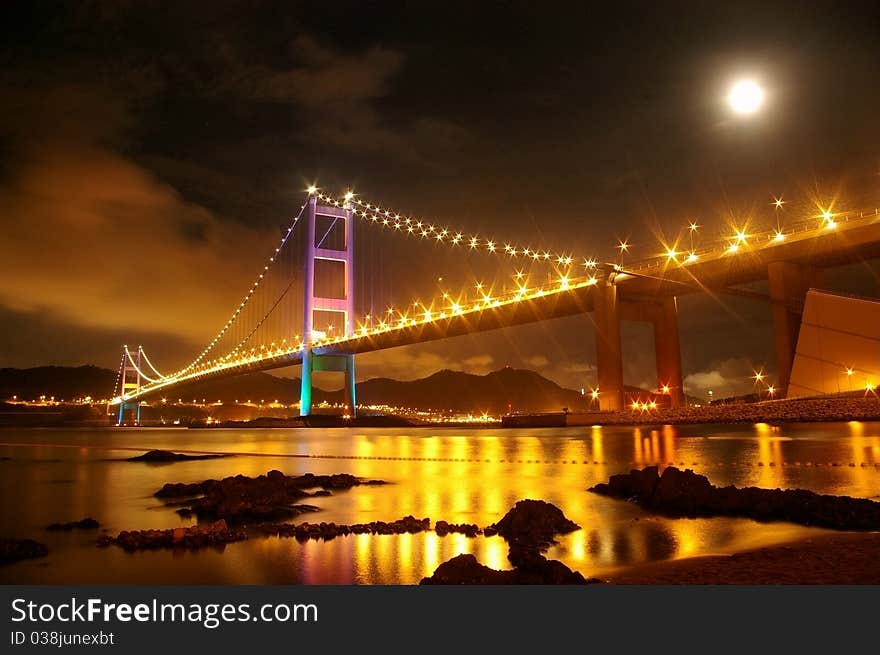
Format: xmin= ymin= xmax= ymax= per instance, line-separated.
xmin=300 ymin=194 xmax=357 ymax=417
xmin=116 ymin=346 xmax=143 ymax=425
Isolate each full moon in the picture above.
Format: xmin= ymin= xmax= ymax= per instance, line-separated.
xmin=727 ymin=79 xmax=764 ymax=114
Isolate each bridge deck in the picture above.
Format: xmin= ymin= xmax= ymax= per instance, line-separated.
xmin=122 ymin=214 xmax=880 ymax=402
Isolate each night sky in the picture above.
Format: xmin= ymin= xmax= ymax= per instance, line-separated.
xmin=2 ymin=1 xmax=879 ymax=397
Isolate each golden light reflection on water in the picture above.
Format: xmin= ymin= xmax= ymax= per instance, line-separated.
xmin=1 ymin=423 xmax=878 ymax=583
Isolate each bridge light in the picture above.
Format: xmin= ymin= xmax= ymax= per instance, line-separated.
xmin=665 ymin=248 xmax=678 ymax=261
xmin=688 ymin=221 xmax=699 ymax=232
xmin=344 ymin=191 xmax=354 ymax=201
xmin=767 ymin=385 xmax=776 ymax=396
xmin=772 ymin=196 xmax=785 ymax=209
xmin=307 ymin=185 xmax=317 ymax=195
xmin=590 ymin=388 xmax=600 ymax=400
xmin=617 ymin=241 xmax=629 ymax=252
xmin=753 ymin=371 xmax=765 ymax=383
xmin=727 ymin=242 xmax=739 ymax=254
xmin=773 ymin=231 xmax=786 ymax=242
xmin=661 ymin=384 xmax=670 ymax=394
xmin=686 ymin=251 xmax=698 ymax=263
xmin=559 ymin=275 xmax=570 ymax=290
xmin=735 ymin=230 xmax=748 ymax=243
xmin=846 ymin=367 xmax=854 ymax=376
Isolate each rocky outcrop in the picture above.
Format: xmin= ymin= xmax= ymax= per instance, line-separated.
xmin=1 ymin=538 xmax=49 ymax=565
xmin=434 ymin=520 xmax=480 ymax=537
xmin=258 ymin=516 xmax=431 ymax=540
xmin=127 ymin=450 xmax=228 ymax=462
xmin=46 ymin=517 xmax=100 ymax=531
xmin=485 ymin=499 xmax=581 ymax=550
xmin=154 ymin=471 xmax=387 ymax=522
xmin=96 ymin=520 xmax=246 ymax=551
xmin=259 ymin=517 xmax=485 ymax=540
xmin=421 ymin=499 xmax=592 ymax=585
xmin=590 ymin=465 xmax=880 ymax=530
xmin=420 ymin=552 xmax=594 ymax=585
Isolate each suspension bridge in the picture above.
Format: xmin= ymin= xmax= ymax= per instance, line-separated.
xmin=110 ymin=188 xmax=880 ymax=424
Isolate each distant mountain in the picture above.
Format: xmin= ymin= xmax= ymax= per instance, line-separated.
xmin=323 ymin=367 xmax=589 ymax=414
xmin=0 ymin=365 xmax=590 ymax=413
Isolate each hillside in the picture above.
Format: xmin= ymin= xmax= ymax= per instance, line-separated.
xmin=322 ymin=367 xmax=589 ymax=414
xmin=0 ymin=365 xmax=590 ymax=413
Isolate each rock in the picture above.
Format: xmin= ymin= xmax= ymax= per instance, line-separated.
xmin=98 ymin=520 xmax=246 ymax=551
xmin=420 ymin=553 xmax=596 ymax=585
xmin=648 ymin=467 xmax=714 ymax=515
xmin=259 ymin=515 xmax=430 ymax=540
xmin=154 ymin=471 xmax=387 ymax=522
xmin=420 ymin=554 xmax=512 ymax=584
xmin=46 ymin=517 xmax=100 ymax=531
xmin=1 ymin=538 xmax=49 ymax=565
xmin=434 ymin=520 xmax=480 ymax=537
xmin=127 ymin=450 xmax=228 ymax=462
xmin=590 ymin=466 xmax=880 ymax=530
xmin=486 ymin=499 xmax=581 ymax=551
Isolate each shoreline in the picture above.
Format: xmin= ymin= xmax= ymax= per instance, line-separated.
xmin=605 ymin=532 xmax=880 ymax=584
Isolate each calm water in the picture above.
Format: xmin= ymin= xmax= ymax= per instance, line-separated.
xmin=1 ymin=422 xmax=879 ymax=584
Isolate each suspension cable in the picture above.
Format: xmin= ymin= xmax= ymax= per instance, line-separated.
xmin=173 ymin=201 xmax=308 ymax=377
xmin=124 ymin=346 xmax=161 ymax=384
xmin=138 ymin=348 xmax=167 ymax=379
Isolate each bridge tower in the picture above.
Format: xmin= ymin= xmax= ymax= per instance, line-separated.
xmin=116 ymin=346 xmax=142 ymax=425
xmin=300 ymin=194 xmax=357 ymax=417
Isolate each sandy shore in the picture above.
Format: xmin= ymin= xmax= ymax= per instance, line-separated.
xmin=606 ymin=532 xmax=880 ymax=584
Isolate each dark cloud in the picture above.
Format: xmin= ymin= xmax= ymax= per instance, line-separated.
xmin=0 ymin=0 xmax=878 ymax=396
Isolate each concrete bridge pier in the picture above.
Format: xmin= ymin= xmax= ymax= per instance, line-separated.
xmin=300 ymin=352 xmax=356 ymax=417
xmin=594 ymin=277 xmax=685 ymax=410
xmin=652 ymin=297 xmax=684 ymax=408
xmin=768 ymin=261 xmax=825 ymax=396
xmin=594 ymin=277 xmax=624 ymax=410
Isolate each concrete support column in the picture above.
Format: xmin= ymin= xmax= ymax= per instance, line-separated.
xmin=344 ymin=354 xmax=357 ymax=418
xmin=653 ymin=297 xmax=684 ymax=407
xmin=768 ymin=261 xmax=824 ymax=396
xmin=594 ymin=277 xmax=624 ymax=411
